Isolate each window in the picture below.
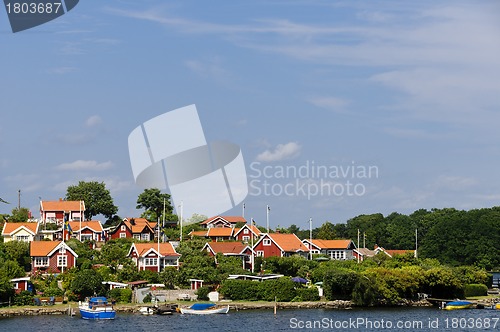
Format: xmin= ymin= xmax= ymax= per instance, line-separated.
xmin=57 ymin=255 xmax=67 ymax=267
xmin=141 ymin=233 xmax=150 ymax=241
xmin=242 ymin=236 xmax=250 ymax=243
xmin=256 ymin=250 xmax=264 ymax=257
xmin=243 ymin=228 xmax=249 ymax=234
xmin=163 ymin=258 xmax=178 ymax=266
xmin=120 ymin=233 xmax=126 ymax=238
xmin=263 ymin=239 xmax=271 ymax=246
xmin=121 ymin=225 xmax=126 ymax=231
xmin=15 ymin=235 xmax=30 ymax=242
xmin=81 ymin=234 xmax=92 ymax=241
xmin=144 ymin=258 xmax=158 ymax=266
xmin=13 ymin=282 xmax=19 ymax=290
xmin=34 ymin=257 xmax=48 ymax=267
xmin=133 ymin=234 xmax=141 ymax=240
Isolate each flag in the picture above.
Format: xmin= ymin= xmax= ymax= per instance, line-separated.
xmin=251 ymin=218 xmax=256 ymax=225
xmin=267 ymin=205 xmax=270 ymax=211
xmin=64 ymin=217 xmax=73 ymax=235
xmin=0 ymin=197 xmax=9 ymax=204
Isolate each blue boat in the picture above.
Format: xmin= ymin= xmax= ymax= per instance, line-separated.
xmin=443 ymin=301 xmax=473 ymax=310
xmin=79 ymin=297 xmax=116 ymax=320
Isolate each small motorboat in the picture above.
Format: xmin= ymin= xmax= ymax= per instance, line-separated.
xmin=443 ymin=301 xmax=474 ymax=310
xmin=79 ymin=297 xmax=116 ymax=320
xmin=139 ymin=306 xmax=156 ymax=315
xmin=495 ymin=303 xmax=500 ymax=310
xmin=179 ymin=303 xmax=229 ymax=315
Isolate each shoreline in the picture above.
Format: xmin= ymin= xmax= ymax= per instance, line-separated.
xmin=0 ymin=299 xmax=435 ymax=317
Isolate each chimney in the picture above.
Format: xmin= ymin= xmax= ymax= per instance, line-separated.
xmin=374 ymin=244 xmax=378 ymax=249
xmin=59 ymin=198 xmax=63 ymax=201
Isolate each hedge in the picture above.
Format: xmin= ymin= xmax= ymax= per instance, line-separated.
xmin=464 ymin=284 xmax=488 ymax=297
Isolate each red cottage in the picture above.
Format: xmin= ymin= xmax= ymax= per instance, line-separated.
xmin=30 ymin=241 xmax=78 ymax=274
xmin=40 ymin=199 xmax=85 ymax=226
xmin=127 ymin=242 xmax=180 ymax=272
xmin=108 ymin=218 xmax=157 ymax=241
xmin=252 ymin=233 xmax=309 ymax=259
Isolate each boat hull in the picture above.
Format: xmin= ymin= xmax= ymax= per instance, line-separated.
xmin=180 ymin=305 xmax=229 ymax=315
xmin=443 ymin=301 xmax=473 ymax=310
xmin=79 ymin=308 xmax=116 ymax=320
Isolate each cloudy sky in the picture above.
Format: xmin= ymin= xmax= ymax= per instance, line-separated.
xmin=1 ymin=1 xmax=500 ymax=229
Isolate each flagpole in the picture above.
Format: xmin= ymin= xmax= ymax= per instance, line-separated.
xmin=242 ymin=203 xmax=245 ymax=219
xmin=357 ymin=229 xmax=360 ymax=263
xmin=309 ymin=218 xmax=313 ymax=261
xmin=79 ymin=200 xmax=82 ymax=242
xmin=251 ymin=218 xmax=254 ymax=273
xmin=157 ymin=214 xmax=160 ymax=273
xmin=162 ymin=198 xmax=166 ymax=243
xmin=179 ymin=201 xmax=183 ymax=242
xmin=415 ymin=228 xmax=418 ymax=258
xmin=266 ymin=205 xmax=270 ymax=233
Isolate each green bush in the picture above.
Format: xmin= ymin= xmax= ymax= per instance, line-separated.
xmin=259 ymin=277 xmax=296 ymax=302
xmin=219 ymin=279 xmax=260 ymax=301
xmin=143 ymin=293 xmax=152 ymax=303
xmin=464 ymin=284 xmax=488 ymax=297
xmin=295 ymin=287 xmax=320 ymax=301
xmin=323 ymin=269 xmax=359 ymax=300
xmin=195 ymin=286 xmax=210 ymax=301
xmin=108 ymin=288 xmax=132 ymax=303
xmin=13 ymin=291 xmax=34 ymax=306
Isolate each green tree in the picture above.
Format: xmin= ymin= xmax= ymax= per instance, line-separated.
xmin=70 ymin=269 xmax=105 ymax=299
xmin=136 ymin=188 xmax=175 ymax=222
xmin=9 ymin=207 xmax=30 ymax=222
xmin=66 ymin=181 xmax=118 ymax=220
xmin=3 ymin=240 xmax=30 ymax=270
xmin=0 ymin=260 xmax=25 ymax=279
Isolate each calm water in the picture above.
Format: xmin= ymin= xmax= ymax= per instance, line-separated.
xmin=1 ymin=307 xmax=499 ymax=331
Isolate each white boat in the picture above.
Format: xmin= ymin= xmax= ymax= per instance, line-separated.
xmin=79 ymin=297 xmax=116 ymax=320
xmin=179 ymin=303 xmax=229 ymax=315
xmin=139 ymin=306 xmax=156 ymax=315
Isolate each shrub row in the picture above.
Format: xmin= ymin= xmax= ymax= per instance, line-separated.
xmin=219 ymin=277 xmax=319 ymax=302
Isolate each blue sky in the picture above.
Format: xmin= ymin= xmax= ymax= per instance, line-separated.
xmin=1 ymin=1 xmax=500 ymax=229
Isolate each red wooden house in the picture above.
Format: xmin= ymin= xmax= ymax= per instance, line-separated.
xmin=127 ymin=242 xmax=180 ymax=272
xmin=252 ymin=233 xmax=309 ymax=258
xmin=30 ymin=241 xmax=78 ymax=274
xmin=202 ymin=241 xmax=254 ymax=270
xmin=11 ymin=277 xmax=31 ymax=294
xmin=40 ymin=199 xmax=85 ymax=226
xmin=108 ymin=218 xmax=156 ymax=241
xmin=233 ymin=224 xmax=262 ymax=243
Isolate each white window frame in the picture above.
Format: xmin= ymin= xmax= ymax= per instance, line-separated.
xmin=133 ymin=234 xmax=141 ymax=240
xmin=256 ymin=250 xmax=264 ymax=257
xmin=121 ymin=225 xmax=126 ymax=231
xmin=57 ymin=255 xmax=67 ymax=267
xmin=243 ymin=228 xmax=249 ymax=234
xmin=15 ymin=235 xmax=30 ymax=242
xmin=242 ymin=236 xmax=250 ymax=243
xmin=141 ymin=233 xmax=150 ymax=241
xmin=144 ymin=258 xmax=158 ymax=266
xmin=120 ymin=233 xmax=126 ymax=238
xmin=81 ymin=234 xmax=92 ymax=241
xmin=263 ymin=239 xmax=271 ymax=246
xmin=34 ymin=257 xmax=49 ymax=267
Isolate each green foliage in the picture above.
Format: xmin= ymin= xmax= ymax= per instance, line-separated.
xmin=2 ymin=240 xmax=30 ymax=270
xmin=323 ymin=269 xmax=358 ymax=300
xmin=263 ymin=256 xmax=317 ymax=277
xmin=97 ymin=238 xmax=132 ymax=269
xmin=259 ymin=277 xmax=297 ymax=302
xmin=143 ymin=293 xmax=152 ymax=303
xmin=195 ymin=286 xmax=210 ymax=301
xmin=136 ymin=188 xmax=176 ymax=222
xmin=352 ymin=274 xmax=378 ymax=306
xmin=0 ymin=260 xmax=25 ymax=278
xmin=464 ymin=284 xmax=488 ymax=297
xmin=219 ymin=279 xmax=261 ymax=301
xmin=66 ymin=181 xmax=118 ymax=220
xmin=70 ymin=269 xmax=105 ymax=299
xmin=9 ymin=207 xmax=30 ymax=222
xmin=13 ymin=291 xmax=34 ymax=306
xmin=0 ymin=270 xmax=15 ymax=302
xmin=294 ymin=287 xmax=320 ymax=301
xmin=108 ymin=288 xmax=132 ymax=303
xmin=422 ymin=267 xmax=464 ymax=299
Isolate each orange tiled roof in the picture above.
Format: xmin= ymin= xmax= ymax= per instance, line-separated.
xmin=190 ymin=230 xmax=208 ymax=237
xmin=132 ymin=242 xmax=180 ymax=257
xmin=68 ymin=220 xmax=103 ymax=232
xmin=235 ymin=224 xmax=262 ymax=236
xmin=41 ymin=200 xmax=84 ymax=212
xmin=311 ymin=239 xmax=353 ymax=250
xmin=200 ymin=216 xmax=246 ymax=225
xmin=2 ymin=222 xmax=39 ymax=235
xmin=268 ymin=233 xmax=309 ymax=252
xmin=122 ymin=218 xmax=155 ymax=234
xmin=205 ymin=242 xmax=248 ymax=255
xmin=385 ymin=249 xmax=414 ymax=257
xmin=30 ymin=241 xmax=61 ymax=256
xmin=207 ymin=228 xmax=234 ymax=237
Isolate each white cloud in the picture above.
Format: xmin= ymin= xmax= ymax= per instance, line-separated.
xmin=256 ymin=142 xmax=301 ymax=162
xmin=55 ymin=160 xmax=113 ymax=172
xmin=308 ymin=96 xmax=349 ymax=113
xmin=47 ymin=66 xmax=77 ymax=75
xmin=85 ymin=115 xmax=103 ymax=127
